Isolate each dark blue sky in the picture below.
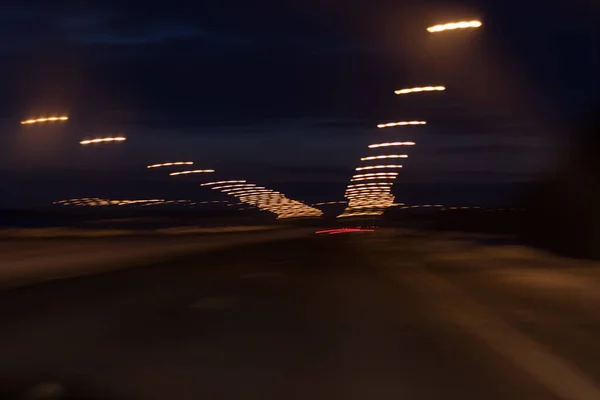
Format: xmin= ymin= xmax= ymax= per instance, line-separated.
xmin=0 ymin=0 xmax=597 ymax=207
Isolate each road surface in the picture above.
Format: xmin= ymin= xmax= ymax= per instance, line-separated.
xmin=1 ymin=229 xmax=600 ymax=399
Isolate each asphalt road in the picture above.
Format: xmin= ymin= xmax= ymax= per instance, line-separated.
xmin=1 ymin=230 xmax=600 ymax=399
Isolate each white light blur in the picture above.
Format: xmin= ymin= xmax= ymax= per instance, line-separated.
xmin=394 ymin=86 xmax=445 ymax=95
xmin=169 ymin=169 xmax=215 ymax=176
xmin=369 ymin=142 xmax=416 ymax=148
xmin=427 ymin=20 xmax=482 ymax=33
xmin=147 ymin=162 xmax=193 ymax=168
xmin=356 ymin=165 xmax=403 ymax=171
xmin=21 ymin=116 xmax=69 ymax=125
xmin=80 ymin=137 xmax=127 ymax=145
xmin=200 ymin=180 xmax=246 ymax=187
xmin=377 ymin=121 xmax=426 ymax=129
xmin=361 ymin=155 xmax=408 ymax=161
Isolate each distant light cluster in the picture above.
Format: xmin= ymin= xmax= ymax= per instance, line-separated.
xmin=377 ymin=121 xmax=426 ymax=129
xmin=394 ymin=86 xmax=445 ymax=95
xmin=21 ymin=116 xmax=69 ymax=125
xmin=147 ymin=162 xmax=193 ymax=168
xmin=207 ymin=178 xmax=322 ymax=219
xmin=338 ymin=186 xmax=397 ymax=218
xmin=80 ymin=137 xmax=127 ymax=145
xmin=339 ymin=133 xmax=417 ymax=217
xmin=54 ymin=198 xmax=189 ymax=207
xmin=427 ymin=20 xmax=482 ymax=33
xmin=170 ymin=169 xmax=215 ymax=176
xmin=53 ymin=198 xmax=230 ymax=208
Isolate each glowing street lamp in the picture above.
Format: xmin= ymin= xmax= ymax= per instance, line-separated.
xmin=377 ymin=121 xmax=426 ymax=129
xmin=427 ymin=20 xmax=482 ymax=33
xmin=169 ymin=169 xmax=215 ymax=176
xmin=361 ymin=155 xmax=407 ymax=161
xmin=147 ymin=162 xmax=193 ymax=168
xmin=369 ymin=142 xmax=416 ymax=149
xmin=394 ymin=86 xmax=445 ymax=95
xmin=21 ymin=116 xmax=69 ymax=125
xmin=80 ymin=137 xmax=127 ymax=145
xmin=356 ymin=165 xmax=403 ymax=171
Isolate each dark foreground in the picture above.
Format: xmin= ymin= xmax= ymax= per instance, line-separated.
xmin=2 ymin=230 xmax=600 ymax=399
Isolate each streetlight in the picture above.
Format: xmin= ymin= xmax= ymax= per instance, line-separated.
xmin=368 ymin=142 xmax=416 ymax=148
xmin=377 ymin=121 xmax=426 ymax=128
xmin=169 ymin=169 xmax=215 ymax=176
xmin=361 ymin=155 xmax=408 ymax=161
xmin=427 ymin=20 xmax=482 ymax=33
xmin=356 ymin=165 xmax=403 ymax=171
xmin=394 ymin=86 xmax=445 ymax=95
xmin=21 ymin=116 xmax=69 ymax=125
xmin=80 ymin=137 xmax=127 ymax=145
xmin=147 ymin=162 xmax=193 ymax=168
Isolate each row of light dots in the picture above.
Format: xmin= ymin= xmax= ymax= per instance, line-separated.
xmin=337 ymin=18 xmax=482 ymax=219
xmin=338 ymin=120 xmax=424 ymax=218
xmin=200 ymin=180 xmax=322 ymax=219
xmin=144 ymin=165 xmax=323 ymax=219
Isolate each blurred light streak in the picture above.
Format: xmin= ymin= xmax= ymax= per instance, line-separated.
xmin=53 ymin=198 xmax=202 ymax=207
xmin=346 ymin=192 xmax=391 ymax=196
xmin=353 ymin=173 xmax=398 ymax=178
xmin=212 ymin=184 xmax=256 ymax=190
xmin=147 ymin=162 xmax=193 ymax=168
xmin=343 ymin=204 xmax=396 ymax=210
xmin=348 ymin=183 xmax=392 ymax=188
xmin=338 ymin=212 xmax=384 ymax=218
xmin=227 ymin=189 xmax=270 ymax=195
xmin=201 ymin=180 xmax=246 ymax=186
xmin=169 ymin=169 xmax=215 ymax=176
xmin=329 ymin=229 xmax=374 ymax=235
xmin=427 ymin=20 xmax=482 ymax=33
xmin=80 ymin=137 xmax=126 ymax=145
xmin=356 ymin=165 xmax=403 ymax=171
xmin=21 ymin=116 xmax=69 ymax=125
xmin=212 ymin=178 xmax=323 ymax=219
xmin=361 ymin=155 xmax=408 ymax=161
xmin=346 ymin=187 xmax=391 ymax=191
xmin=377 ymin=121 xmax=426 ymax=128
xmin=350 ymin=176 xmax=397 ymax=182
xmin=394 ymin=86 xmax=445 ymax=95
xmin=369 ymin=142 xmax=416 ymax=148
xmin=315 ymin=228 xmax=374 ymax=235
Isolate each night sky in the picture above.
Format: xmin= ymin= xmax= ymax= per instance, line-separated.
xmin=0 ymin=0 xmax=597 ymax=207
